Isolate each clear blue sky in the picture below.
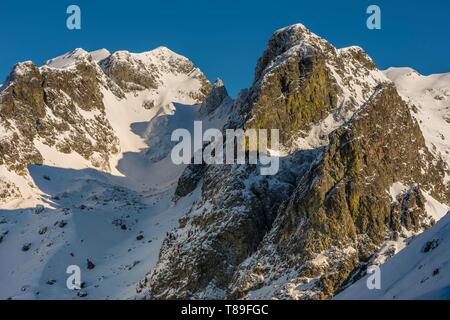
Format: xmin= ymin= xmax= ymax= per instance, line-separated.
xmin=1 ymin=0 xmax=449 ymax=96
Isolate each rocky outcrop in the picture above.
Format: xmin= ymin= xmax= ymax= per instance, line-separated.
xmin=141 ymin=24 xmax=450 ymax=300
xmin=234 ymin=24 xmax=385 ymax=150
xmin=0 ymin=57 xmax=119 ymax=173
xmin=140 ymin=151 xmax=316 ymax=299
xmin=199 ymin=79 xmax=231 ymax=115
xmin=228 ymin=84 xmax=449 ymax=299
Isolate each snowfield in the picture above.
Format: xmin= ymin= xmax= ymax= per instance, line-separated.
xmin=336 ymin=210 xmax=450 ymax=300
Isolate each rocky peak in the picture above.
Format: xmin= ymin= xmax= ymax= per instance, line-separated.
xmin=4 ymin=61 xmax=39 ymax=84
xmin=90 ymin=48 xmax=111 ymax=63
xmin=199 ymin=78 xmax=230 ymax=115
xmin=337 ymin=46 xmax=377 ymax=71
xmin=235 ymin=23 xmax=387 ymax=150
xmin=100 ymin=47 xmax=211 ymax=101
xmin=254 ymin=24 xmax=333 ymax=83
xmin=0 ymin=43 xmax=215 ymax=175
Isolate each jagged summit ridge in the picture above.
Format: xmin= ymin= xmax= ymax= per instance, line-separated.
xmin=254 ymin=23 xmax=327 ymax=83
xmin=236 ymin=23 xmax=386 ymax=151
xmin=0 ymin=43 xmax=212 ymax=177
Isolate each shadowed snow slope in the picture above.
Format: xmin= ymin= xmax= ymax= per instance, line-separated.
xmin=336 ymin=211 xmax=450 ymax=300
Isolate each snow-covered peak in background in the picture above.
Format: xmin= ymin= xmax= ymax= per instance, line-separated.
xmin=0 ymin=43 xmax=212 ymax=207
xmin=45 ymin=48 xmax=93 ymax=69
xmin=42 ymin=47 xmax=110 ymax=70
xmin=90 ymin=48 xmax=111 ymax=63
xmin=104 ymin=46 xmax=193 ymax=72
xmin=384 ymin=67 xmax=450 ymax=95
xmin=99 ymin=46 xmax=210 ymax=97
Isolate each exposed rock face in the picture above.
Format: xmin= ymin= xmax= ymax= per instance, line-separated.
xmin=234 ymin=24 xmax=384 ymax=150
xmin=199 ymin=79 xmax=231 ymax=115
xmin=141 ymin=24 xmax=450 ymax=300
xmin=142 ymin=151 xmax=316 ymax=299
xmin=0 ymin=58 xmax=118 ymax=173
xmin=383 ymin=67 xmax=450 ymax=191
xmin=174 ymin=162 xmax=206 ymax=200
xmin=228 ymin=84 xmax=449 ymax=300
xmin=100 ymin=47 xmax=211 ymax=102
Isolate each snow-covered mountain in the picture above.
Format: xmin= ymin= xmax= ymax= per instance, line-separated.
xmin=1 ymin=24 xmax=449 ymax=300
xmin=0 ymin=45 xmax=231 ymax=299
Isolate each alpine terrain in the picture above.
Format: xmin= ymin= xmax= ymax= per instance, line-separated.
xmin=0 ymin=24 xmax=449 ymax=300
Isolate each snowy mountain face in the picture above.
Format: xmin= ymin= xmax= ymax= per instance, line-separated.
xmin=1 ymin=24 xmax=449 ymax=301
xmin=0 ymin=46 xmax=219 ymax=299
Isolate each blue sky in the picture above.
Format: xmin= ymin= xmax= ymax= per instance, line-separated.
xmin=1 ymin=0 xmax=449 ymax=96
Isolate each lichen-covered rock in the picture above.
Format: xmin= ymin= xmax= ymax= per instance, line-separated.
xmin=141 ymin=24 xmax=449 ymax=301
xmin=142 ymin=152 xmax=313 ymax=299
xmin=235 ymin=24 xmax=385 ymax=149
xmin=0 ymin=58 xmax=119 ymax=173
xmin=228 ymin=84 xmax=449 ymax=300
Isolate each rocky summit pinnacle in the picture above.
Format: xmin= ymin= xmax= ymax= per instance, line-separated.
xmin=199 ymin=78 xmax=230 ymax=115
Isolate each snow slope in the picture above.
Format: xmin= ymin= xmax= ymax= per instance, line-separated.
xmin=0 ymin=46 xmax=230 ymax=300
xmin=0 ymin=164 xmax=201 ymax=299
xmin=336 ymin=210 xmax=450 ymax=300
